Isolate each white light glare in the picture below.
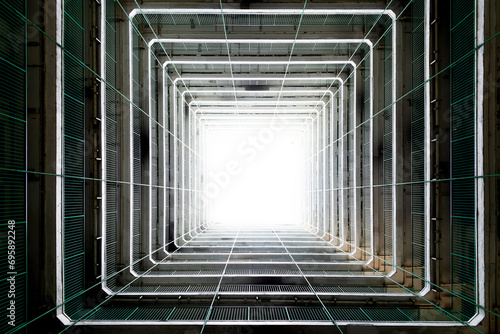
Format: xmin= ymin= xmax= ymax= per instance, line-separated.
xmin=206 ymin=127 xmax=304 ymax=226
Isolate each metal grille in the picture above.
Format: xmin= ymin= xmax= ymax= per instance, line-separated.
xmin=75 ymin=306 xmax=461 ymax=323
xmin=360 ymin=44 xmax=372 ymax=259
xmin=135 ymin=13 xmax=383 ymax=27
xmin=0 ymin=1 xmax=27 ymax=332
xmin=128 ymin=307 xmax=174 ymax=320
xmin=249 ymin=307 xmax=289 ymax=321
xmin=63 ymin=0 xmax=86 ymax=317
xmin=105 ymin=0 xmax=119 ymax=289
xmin=132 ymin=24 xmax=142 ymax=272
xmin=209 ymin=307 xmax=248 ymax=321
xmin=410 ymin=0 xmax=426 ymax=291
xmin=169 ymin=307 xmax=209 ymax=321
xmin=382 ymin=24 xmax=394 ymax=272
xmin=1 ymin=2 xmax=493 ymax=331
xmin=450 ymin=0 xmax=477 ymax=319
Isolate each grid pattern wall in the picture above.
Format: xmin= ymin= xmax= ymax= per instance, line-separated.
xmin=315 ymin=116 xmax=320 ymax=232
xmin=173 ymin=80 xmax=180 ymax=240
xmin=192 ymin=115 xmax=201 ymax=236
xmin=168 ymin=66 xmax=179 ymax=246
xmin=164 ymin=73 xmax=172 ymax=250
xmin=60 ymin=4 xmax=491 ymax=330
xmin=105 ymin=0 xmax=119 ymax=289
xmin=186 ymin=111 xmax=191 ymax=238
xmin=318 ymin=107 xmax=325 ymax=237
xmin=333 ymin=94 xmax=341 ymax=244
xmin=135 ymin=13 xmax=387 ymax=27
xmin=0 ymin=1 xmax=27 ymax=333
xmin=132 ymin=19 xmax=142 ymax=272
xmin=410 ymin=0 xmax=426 ymax=290
xmin=347 ymin=77 xmax=356 ymax=251
xmin=314 ymin=115 xmax=319 ymax=233
xmin=180 ymin=96 xmax=188 ymax=239
xmin=450 ymin=0 xmax=477 ymax=319
xmin=361 ymin=52 xmax=372 ymax=255
xmin=325 ymin=95 xmax=333 ymax=239
xmin=188 ymin=110 xmax=199 ymax=237
xmin=382 ymin=24 xmax=394 ymax=267
xmin=155 ymin=41 xmax=367 ymax=55
xmin=63 ymin=0 xmax=86 ymax=317
xmin=149 ymin=49 xmax=160 ymax=260
xmin=73 ymin=305 xmax=457 ymax=322
xmin=306 ymin=125 xmax=312 ymax=227
xmin=311 ymin=117 xmax=316 ymax=230
xmin=0 ymin=2 xmax=492 ymax=330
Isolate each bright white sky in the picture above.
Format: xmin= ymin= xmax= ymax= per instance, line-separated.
xmin=205 ymin=126 xmax=304 ymax=226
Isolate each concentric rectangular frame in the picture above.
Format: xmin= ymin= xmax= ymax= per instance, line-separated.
xmin=79 ymin=4 xmax=485 ymax=328
xmin=147 ymin=38 xmax=377 ymax=274
xmin=104 ymin=9 xmax=396 ymax=295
